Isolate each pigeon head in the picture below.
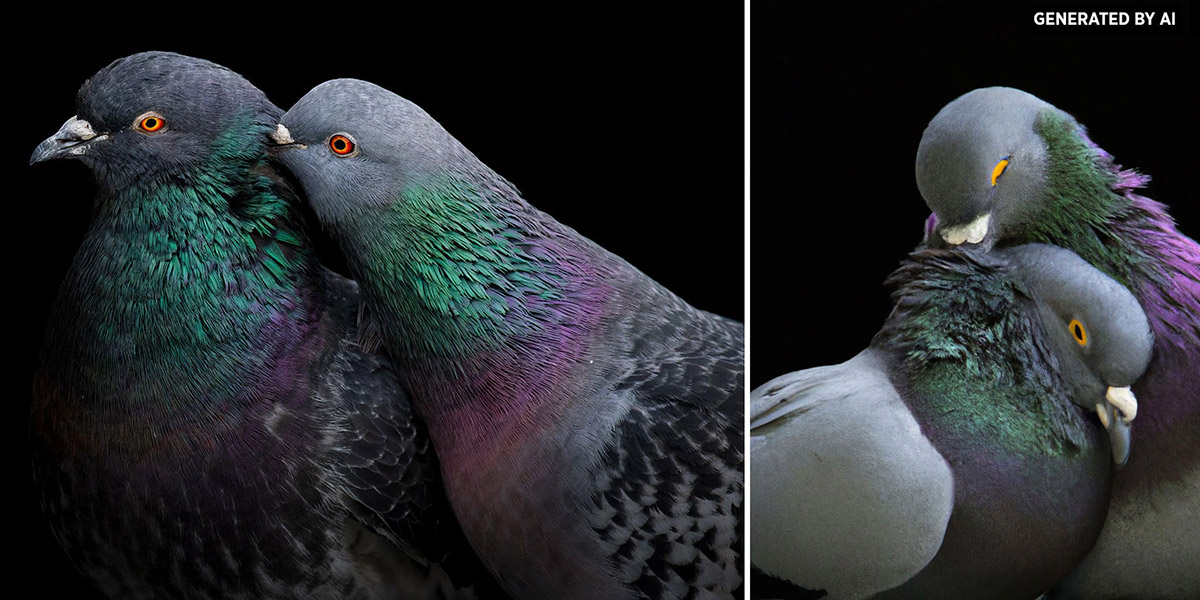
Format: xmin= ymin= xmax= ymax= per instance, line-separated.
xmin=31 ymin=51 xmax=282 ymax=192
xmin=883 ymin=243 xmax=1153 ymax=466
xmin=29 ymin=51 xmax=315 ymax=378
xmin=916 ymin=87 xmax=1097 ymax=248
xmin=271 ymin=78 xmax=491 ymax=229
xmin=997 ymin=244 xmax=1153 ymax=465
xmin=271 ymin=77 xmax=597 ymax=364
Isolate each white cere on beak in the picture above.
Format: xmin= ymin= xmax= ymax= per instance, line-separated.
xmin=270 ymin=124 xmax=295 ymax=145
xmin=940 ymin=212 xmax=991 ymax=246
xmin=63 ymin=116 xmax=99 ymax=141
xmin=1106 ymin=386 xmax=1138 ymax=423
xmin=1095 ymin=403 xmax=1111 ymax=428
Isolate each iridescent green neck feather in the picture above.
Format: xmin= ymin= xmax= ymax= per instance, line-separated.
xmin=877 ymin=252 xmax=1089 ymax=457
xmin=345 ymin=173 xmax=606 ymax=360
xmin=1031 ymin=110 xmax=1148 ymax=285
xmin=37 ymin=116 xmax=316 ymax=445
xmin=334 ymin=171 xmax=617 ymax=442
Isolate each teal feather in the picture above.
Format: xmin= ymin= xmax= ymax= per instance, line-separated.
xmin=1032 ymin=110 xmax=1149 ymax=287
xmin=878 ymin=250 xmax=1090 ymax=457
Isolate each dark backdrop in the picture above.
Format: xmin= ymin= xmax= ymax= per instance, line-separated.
xmin=10 ymin=2 xmax=1198 ymax=597
xmin=752 ymin=2 xmax=1197 ymax=388
xmin=9 ymin=7 xmax=743 ymax=597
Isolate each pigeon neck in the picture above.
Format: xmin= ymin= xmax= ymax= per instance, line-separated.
xmin=346 ymin=173 xmax=619 ymax=439
xmin=34 ymin=149 xmax=324 ymax=453
xmin=1102 ymin=190 xmax=1200 ymax=489
xmin=1028 ymin=110 xmax=1146 ymax=285
xmin=877 ymin=251 xmax=1095 ymax=458
xmin=1034 ymin=112 xmax=1200 ymax=471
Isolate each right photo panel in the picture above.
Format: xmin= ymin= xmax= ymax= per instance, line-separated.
xmin=749 ymin=3 xmax=1198 ymax=600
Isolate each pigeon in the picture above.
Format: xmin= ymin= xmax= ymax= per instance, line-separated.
xmin=29 ymin=52 xmax=500 ymax=600
xmin=917 ymin=86 xmax=1200 ymax=599
xmin=750 ymin=243 xmax=1154 ymax=600
xmin=269 ymin=78 xmax=745 ymax=600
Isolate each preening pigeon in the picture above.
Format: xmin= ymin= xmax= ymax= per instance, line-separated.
xmin=750 ymin=243 xmax=1153 ymax=600
xmin=29 ymin=52 xmax=499 ymax=600
xmin=270 ymin=79 xmax=745 ymax=600
xmin=917 ymin=87 xmax=1200 ymax=600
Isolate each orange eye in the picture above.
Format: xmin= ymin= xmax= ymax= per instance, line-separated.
xmin=1068 ymin=318 xmax=1088 ymax=347
xmin=329 ymin=134 xmax=355 ymax=156
xmin=138 ymin=114 xmax=165 ymax=133
xmin=990 ymin=156 xmax=1011 ymax=186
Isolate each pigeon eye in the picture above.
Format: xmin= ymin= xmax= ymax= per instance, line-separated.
xmin=135 ymin=112 xmax=166 ymax=134
xmin=990 ymin=156 xmax=1011 ymax=187
xmin=1068 ymin=318 xmax=1088 ymax=347
xmin=329 ymin=134 xmax=356 ymax=156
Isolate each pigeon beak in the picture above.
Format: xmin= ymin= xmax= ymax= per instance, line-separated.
xmin=1095 ymin=386 xmax=1138 ymax=468
xmin=30 ymin=116 xmax=109 ymax=165
xmin=266 ymin=124 xmax=307 ymax=154
xmin=1105 ymin=385 xmax=1138 ymax=423
xmin=938 ymin=212 xmax=991 ymax=246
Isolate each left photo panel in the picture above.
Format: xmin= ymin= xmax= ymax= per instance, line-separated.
xmin=14 ymin=9 xmax=746 ymax=600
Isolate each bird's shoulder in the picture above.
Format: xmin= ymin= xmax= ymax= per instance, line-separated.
xmin=607 ymin=278 xmax=744 ymax=416
xmin=749 ymin=349 xmax=955 ymax=597
xmin=573 ymin=282 xmax=744 ymax=597
xmin=750 ymin=349 xmax=900 ymax=429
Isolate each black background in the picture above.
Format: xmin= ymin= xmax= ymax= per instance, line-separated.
xmin=9 ymin=7 xmax=743 ymax=597
xmin=7 ymin=2 xmax=1199 ymax=598
xmin=752 ymin=2 xmax=1197 ymax=388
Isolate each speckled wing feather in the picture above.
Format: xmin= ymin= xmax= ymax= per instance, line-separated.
xmin=612 ymin=295 xmax=744 ymax=411
xmin=594 ymin=290 xmax=744 ymax=599
xmin=30 ymin=52 xmax=505 ymax=600
xmin=320 ymin=274 xmax=439 ymax=556
xmin=270 ymin=79 xmax=744 ymax=600
xmin=337 ymin=357 xmax=442 ymax=560
xmin=321 ymin=273 xmax=503 ymax=599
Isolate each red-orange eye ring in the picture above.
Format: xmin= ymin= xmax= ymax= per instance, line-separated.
xmin=329 ymin=134 xmax=355 ymax=156
xmin=137 ymin=113 xmax=166 ymax=133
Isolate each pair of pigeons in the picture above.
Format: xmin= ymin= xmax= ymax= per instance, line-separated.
xmin=752 ymin=88 xmax=1199 ymax=599
xmin=29 ymin=52 xmax=744 ymax=599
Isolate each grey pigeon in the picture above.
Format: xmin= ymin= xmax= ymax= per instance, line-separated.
xmin=751 ymin=243 xmax=1153 ymax=600
xmin=29 ymin=52 xmax=501 ymax=599
xmin=917 ymin=86 xmax=1200 ymax=599
xmin=269 ymin=78 xmax=745 ymax=600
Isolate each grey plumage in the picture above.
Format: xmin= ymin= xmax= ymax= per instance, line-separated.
xmin=753 ymin=350 xmax=955 ymax=599
xmin=270 ymin=78 xmax=745 ymax=600
xmin=914 ymin=87 xmax=1054 ymax=246
xmin=30 ymin=52 xmax=500 ymax=599
xmin=751 ymin=243 xmax=1152 ymax=600
xmin=916 ymin=86 xmax=1200 ymax=599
